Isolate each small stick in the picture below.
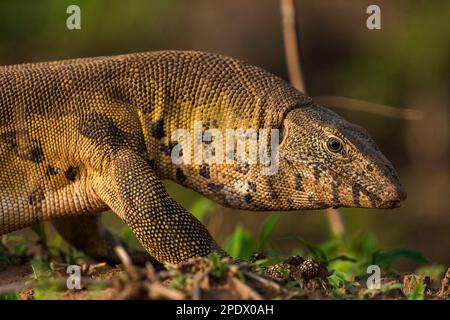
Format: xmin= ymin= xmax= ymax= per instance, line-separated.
xmin=231 ymin=276 xmax=263 ymax=300
xmin=314 ymin=96 xmax=423 ymax=120
xmin=114 ymin=246 xmax=133 ymax=271
xmin=147 ymin=282 xmax=185 ymax=300
xmin=242 ymin=271 xmax=284 ymax=293
xmin=192 ymin=268 xmax=211 ymax=300
xmin=280 ymin=0 xmax=346 ymax=236
xmin=280 ymin=0 xmax=305 ymax=92
xmin=0 ymin=282 xmax=34 ymax=294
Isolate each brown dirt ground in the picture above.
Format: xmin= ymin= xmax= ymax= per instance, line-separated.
xmin=1 ymin=255 xmax=449 ymax=300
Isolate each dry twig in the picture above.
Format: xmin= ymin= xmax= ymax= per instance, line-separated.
xmin=280 ymin=0 xmax=346 ymax=236
xmin=192 ymin=267 xmax=211 ymax=300
xmin=314 ymin=96 xmax=423 ymax=120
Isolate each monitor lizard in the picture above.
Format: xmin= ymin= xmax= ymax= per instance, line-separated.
xmin=0 ymin=51 xmax=406 ymax=265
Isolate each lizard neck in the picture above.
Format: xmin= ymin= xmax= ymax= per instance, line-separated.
xmin=131 ymin=51 xmax=310 ymax=210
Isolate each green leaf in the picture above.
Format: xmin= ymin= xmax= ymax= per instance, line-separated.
xmin=120 ymin=226 xmax=134 ymax=242
xmin=30 ymin=224 xmax=47 ymax=243
xmin=190 ymin=197 xmax=214 ymax=221
xmin=50 ymin=233 xmax=62 ymax=248
xmin=223 ymin=225 xmax=255 ymax=260
xmin=257 ymin=213 xmax=280 ymax=252
xmin=2 ymin=234 xmax=26 ymax=244
xmin=374 ymin=248 xmax=428 ymax=268
xmin=327 ymin=255 xmax=357 ymax=263
xmin=381 ymin=283 xmax=404 ymax=294
xmin=415 ymin=265 xmax=446 ymax=279
xmin=328 ymin=273 xmax=344 ymax=289
xmin=225 ymin=225 xmax=243 ymax=258
xmin=0 ymin=292 xmax=19 ymax=300
xmin=287 ymin=236 xmax=328 ymax=263
xmin=406 ymin=278 xmax=426 ymax=300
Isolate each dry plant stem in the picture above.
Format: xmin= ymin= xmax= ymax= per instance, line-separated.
xmin=314 ymin=96 xmax=424 ymax=120
xmin=243 ymin=270 xmax=284 ymax=294
xmin=0 ymin=276 xmax=111 ymax=295
xmin=0 ymin=282 xmax=34 ymax=294
xmin=192 ymin=267 xmax=211 ymax=300
xmin=280 ymin=0 xmax=345 ymax=236
xmin=114 ymin=246 xmax=133 ymax=271
xmin=147 ymin=282 xmax=185 ymax=300
xmin=325 ymin=208 xmax=345 ymax=236
xmin=231 ymin=276 xmax=263 ymax=300
xmin=280 ymin=0 xmax=305 ymax=92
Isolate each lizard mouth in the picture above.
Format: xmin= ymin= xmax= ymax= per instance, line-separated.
xmin=376 ymin=187 xmax=407 ymax=209
xmin=381 ymin=200 xmax=402 ymax=209
xmin=330 ymin=170 xmax=406 ymax=209
xmin=281 ymin=155 xmax=406 ymax=209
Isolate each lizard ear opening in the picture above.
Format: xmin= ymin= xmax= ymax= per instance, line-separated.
xmin=279 ymin=124 xmax=285 ymax=144
xmin=277 ymin=123 xmax=288 ymax=149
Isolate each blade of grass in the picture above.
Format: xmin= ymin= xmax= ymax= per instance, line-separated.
xmin=257 ymin=213 xmax=281 ymax=252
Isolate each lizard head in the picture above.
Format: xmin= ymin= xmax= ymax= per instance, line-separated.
xmin=272 ymin=104 xmax=407 ymax=210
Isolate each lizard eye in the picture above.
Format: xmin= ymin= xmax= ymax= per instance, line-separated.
xmin=327 ymin=137 xmax=343 ymax=152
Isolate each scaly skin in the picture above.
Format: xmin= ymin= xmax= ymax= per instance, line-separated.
xmin=0 ymin=51 xmax=406 ymax=264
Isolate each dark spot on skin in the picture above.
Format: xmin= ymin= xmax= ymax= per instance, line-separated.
xmin=331 ymin=180 xmax=340 ymax=209
xmin=248 ymin=181 xmax=256 ymax=192
xmin=295 ymin=174 xmax=304 ymax=192
xmin=151 ymin=120 xmax=166 ymax=139
xmin=45 ymin=165 xmax=58 ymax=177
xmin=28 ymin=189 xmax=44 ymax=224
xmin=160 ymin=142 xmax=176 ymax=156
xmin=238 ymin=163 xmax=250 ymax=175
xmin=30 ymin=147 xmax=44 ymax=164
xmin=19 ymin=146 xmax=44 ymax=164
xmin=28 ymin=190 xmax=45 ymax=206
xmin=244 ymin=194 xmax=252 ymax=204
xmin=160 ymin=144 xmax=171 ymax=155
xmin=147 ymin=159 xmax=156 ymax=170
xmin=79 ymin=114 xmax=146 ymax=154
xmin=176 ymin=168 xmax=187 ymax=184
xmin=65 ymin=166 xmax=79 ymax=182
xmin=369 ymin=196 xmax=376 ymax=207
xmin=199 ymin=165 xmax=210 ymax=179
xmin=366 ymin=164 xmax=374 ymax=172
xmin=207 ymin=183 xmax=224 ymax=192
xmin=0 ymin=131 xmax=18 ymax=149
xmin=356 ymin=183 xmax=377 ymax=207
xmin=267 ymin=179 xmax=279 ymax=200
xmin=287 ymin=198 xmax=294 ymax=207
xmin=352 ymin=183 xmax=362 ymax=207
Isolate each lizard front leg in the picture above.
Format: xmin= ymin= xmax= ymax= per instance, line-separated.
xmin=94 ymin=148 xmax=223 ymax=264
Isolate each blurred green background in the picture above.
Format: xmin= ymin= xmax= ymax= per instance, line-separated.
xmin=1 ymin=0 xmax=449 ymax=269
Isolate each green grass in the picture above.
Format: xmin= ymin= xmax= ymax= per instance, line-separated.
xmin=0 ymin=198 xmax=439 ymax=300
